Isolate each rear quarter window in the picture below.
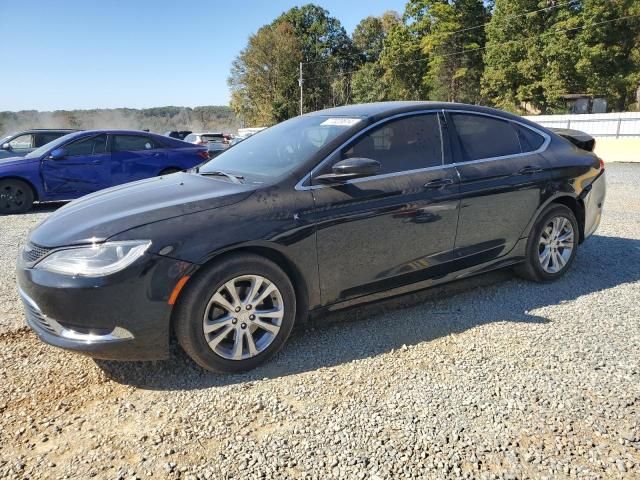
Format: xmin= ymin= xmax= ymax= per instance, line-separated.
xmin=35 ymin=132 xmax=65 ymax=147
xmin=514 ymin=124 xmax=545 ymax=152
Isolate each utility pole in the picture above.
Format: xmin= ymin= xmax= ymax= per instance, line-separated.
xmin=299 ymin=62 xmax=303 ymax=116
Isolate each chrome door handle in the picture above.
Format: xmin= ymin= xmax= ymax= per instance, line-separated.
xmin=424 ymin=178 xmax=454 ymax=189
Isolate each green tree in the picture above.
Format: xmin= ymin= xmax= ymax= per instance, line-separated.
xmin=481 ymin=0 xmax=546 ymax=112
xmin=378 ymin=22 xmax=429 ymax=100
xmin=353 ymin=16 xmax=386 ymax=62
xmin=229 ymin=4 xmax=356 ymax=121
xmin=350 ymin=12 xmax=401 ymax=103
xmin=414 ymin=0 xmax=487 ymax=103
xmin=573 ymin=0 xmax=640 ymax=111
xmin=351 ymin=62 xmax=388 ymax=103
xmin=228 ymin=22 xmax=302 ymax=126
xmin=276 ymin=4 xmax=356 ymax=112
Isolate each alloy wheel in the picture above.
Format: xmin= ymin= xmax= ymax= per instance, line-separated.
xmin=0 ymin=184 xmax=26 ymax=212
xmin=202 ymin=275 xmax=284 ymax=360
xmin=538 ymin=215 xmax=574 ymax=274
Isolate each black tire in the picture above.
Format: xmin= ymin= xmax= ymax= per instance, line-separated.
xmin=160 ymin=168 xmax=181 ymax=176
xmin=174 ymin=253 xmax=296 ymax=373
xmin=0 ymin=179 xmax=34 ymax=214
xmin=515 ymin=204 xmax=579 ymax=282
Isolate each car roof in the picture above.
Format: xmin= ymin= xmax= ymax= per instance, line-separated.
xmin=71 ymin=129 xmax=166 ymax=136
xmin=306 ymin=101 xmax=548 ymax=132
xmin=14 ymin=129 xmax=80 ymax=134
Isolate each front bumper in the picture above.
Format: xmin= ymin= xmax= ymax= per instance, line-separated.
xmin=17 ymin=252 xmax=193 ymax=361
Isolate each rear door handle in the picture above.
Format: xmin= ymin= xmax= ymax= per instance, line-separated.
xmin=423 ymin=178 xmax=454 ymax=189
xmin=516 ymin=166 xmax=543 ymax=175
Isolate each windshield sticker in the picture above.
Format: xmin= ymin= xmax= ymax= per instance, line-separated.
xmin=320 ymin=118 xmax=361 ymax=127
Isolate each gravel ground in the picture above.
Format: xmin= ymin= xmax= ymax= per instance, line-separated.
xmin=0 ymin=165 xmax=638 ymax=479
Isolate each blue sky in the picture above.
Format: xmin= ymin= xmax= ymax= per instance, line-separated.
xmin=0 ymin=0 xmax=407 ymax=112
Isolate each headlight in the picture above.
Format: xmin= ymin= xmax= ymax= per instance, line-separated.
xmin=35 ymin=240 xmax=151 ymax=277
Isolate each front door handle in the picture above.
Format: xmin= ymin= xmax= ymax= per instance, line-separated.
xmin=424 ymin=178 xmax=454 ymax=189
xmin=516 ymin=166 xmax=543 ymax=175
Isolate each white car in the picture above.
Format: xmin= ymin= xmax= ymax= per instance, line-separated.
xmin=183 ymin=132 xmax=230 ymax=159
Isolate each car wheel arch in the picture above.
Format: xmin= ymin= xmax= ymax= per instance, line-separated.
xmin=522 ymin=193 xmax=586 ymax=244
xmin=550 ymin=196 xmax=585 ymax=243
xmin=169 ymin=243 xmax=311 ymax=341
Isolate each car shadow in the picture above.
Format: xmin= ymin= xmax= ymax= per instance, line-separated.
xmin=96 ymin=234 xmax=640 ymax=390
xmin=30 ymin=202 xmax=67 ymax=214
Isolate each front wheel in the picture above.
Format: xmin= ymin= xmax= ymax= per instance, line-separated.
xmin=174 ymin=253 xmax=296 ymax=373
xmin=0 ymin=179 xmax=34 ymax=214
xmin=516 ymin=204 xmax=579 ymax=282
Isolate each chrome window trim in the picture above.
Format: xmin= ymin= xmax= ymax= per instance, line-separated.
xmin=295 ymin=109 xmax=446 ymax=191
xmin=443 ymin=109 xmax=551 ymax=167
xmin=294 ymin=108 xmax=551 ymax=191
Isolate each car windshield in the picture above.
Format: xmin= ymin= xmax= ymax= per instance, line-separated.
xmin=23 ymin=132 xmax=79 ymax=159
xmin=199 ymin=115 xmax=362 ymax=183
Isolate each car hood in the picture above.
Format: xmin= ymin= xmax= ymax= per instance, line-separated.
xmin=29 ymin=172 xmax=255 ymax=247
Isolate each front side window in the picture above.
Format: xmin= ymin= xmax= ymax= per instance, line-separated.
xmin=112 ymin=135 xmax=158 ymax=152
xmin=342 ymin=113 xmax=442 ymax=174
xmin=9 ymin=134 xmax=34 ymax=150
xmin=451 ymin=113 xmax=521 ymax=161
xmin=200 ymin=115 xmax=362 ymax=183
xmin=65 ymin=135 xmax=107 ymax=156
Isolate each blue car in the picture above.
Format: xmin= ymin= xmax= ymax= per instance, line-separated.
xmin=0 ymin=130 xmax=208 ymax=213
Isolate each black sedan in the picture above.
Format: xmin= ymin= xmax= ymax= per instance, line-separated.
xmin=17 ymin=102 xmax=606 ymax=373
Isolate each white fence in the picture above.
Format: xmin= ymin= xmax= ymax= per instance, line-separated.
xmin=524 ymin=112 xmax=640 ymax=138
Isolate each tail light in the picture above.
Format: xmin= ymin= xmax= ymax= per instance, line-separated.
xmin=197 ymin=150 xmax=209 ymax=160
xmin=599 ymin=157 xmax=605 ymax=170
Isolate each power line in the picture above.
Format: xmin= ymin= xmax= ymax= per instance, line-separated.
xmin=301 ymin=13 xmax=640 ymax=84
xmin=301 ymin=0 xmax=579 ymax=67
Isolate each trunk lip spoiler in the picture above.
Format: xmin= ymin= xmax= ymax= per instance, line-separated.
xmin=550 ymin=127 xmax=596 ymax=152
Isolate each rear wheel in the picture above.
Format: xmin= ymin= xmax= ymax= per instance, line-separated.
xmin=0 ymin=179 xmax=34 ymax=214
xmin=516 ymin=204 xmax=578 ymax=282
xmin=174 ymin=253 xmax=296 ymax=373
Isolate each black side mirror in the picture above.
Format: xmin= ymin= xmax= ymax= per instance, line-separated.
xmin=49 ymin=147 xmax=67 ymax=160
xmin=1 ymin=142 xmax=11 ymax=151
xmin=314 ymin=157 xmax=381 ymax=184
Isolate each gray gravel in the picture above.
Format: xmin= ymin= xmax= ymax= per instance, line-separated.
xmin=1 ymin=165 xmax=639 ymax=479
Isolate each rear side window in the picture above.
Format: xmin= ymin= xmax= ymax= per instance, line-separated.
xmin=515 ymin=124 xmax=545 ymax=152
xmin=112 ymin=135 xmax=158 ymax=152
xmin=451 ymin=114 xmax=521 ymax=161
xmin=342 ymin=113 xmax=442 ymax=174
xmin=35 ymin=132 xmax=64 ymax=147
xmin=65 ymin=135 xmax=107 ymax=156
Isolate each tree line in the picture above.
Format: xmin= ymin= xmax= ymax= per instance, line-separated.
xmin=0 ymin=106 xmax=238 ymax=138
xmin=229 ymin=0 xmax=640 ymax=126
